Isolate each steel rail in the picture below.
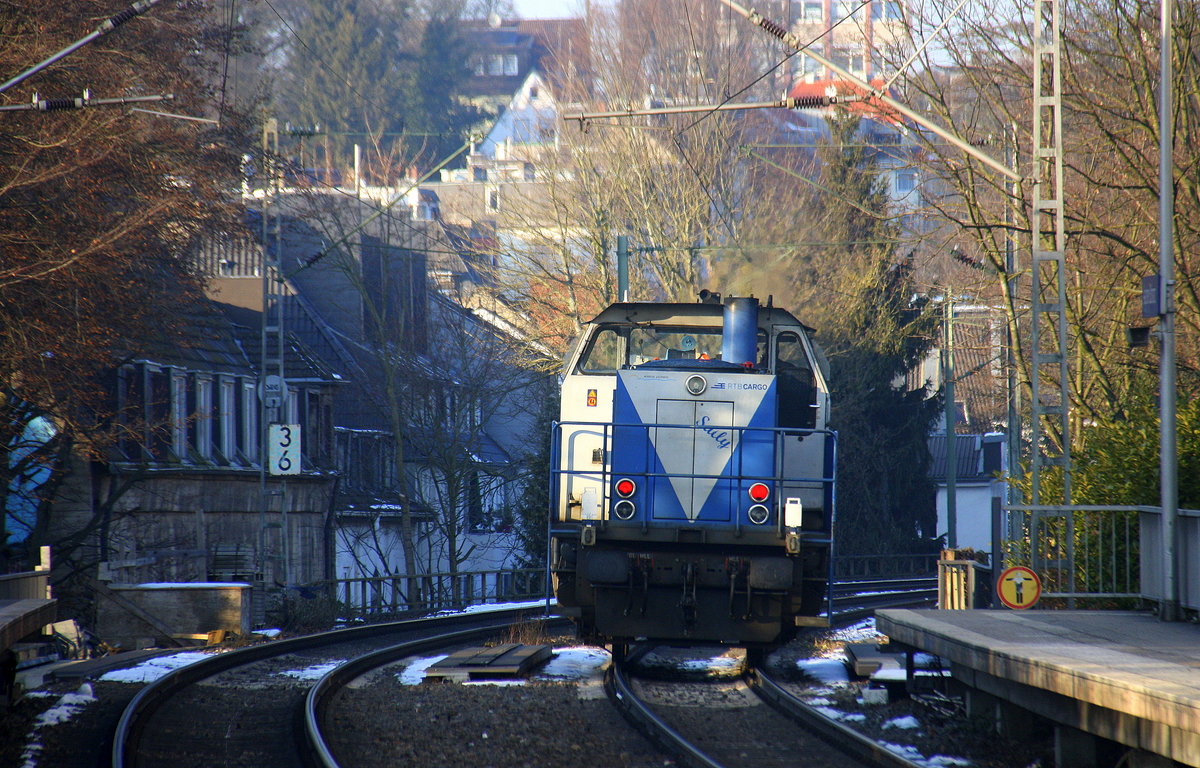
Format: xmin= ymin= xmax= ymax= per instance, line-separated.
xmin=304 ymin=616 xmax=573 ymax=768
xmin=607 ymin=660 xmax=728 ymax=768
xmin=111 ymin=604 xmax=549 ymax=768
xmin=749 ymin=667 xmax=926 ymax=768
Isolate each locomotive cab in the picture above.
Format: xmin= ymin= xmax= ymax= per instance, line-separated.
xmin=551 ymin=295 xmax=835 ymax=648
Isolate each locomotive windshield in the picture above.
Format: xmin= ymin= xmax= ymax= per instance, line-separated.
xmin=575 ymin=324 xmax=769 ymax=374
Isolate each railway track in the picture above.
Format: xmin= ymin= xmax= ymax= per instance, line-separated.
xmin=112 ymin=606 xmax=554 ymax=768
xmin=831 ymin=576 xmax=937 ymax=619
xmin=107 ymin=576 xmax=933 ymax=768
xmin=607 ymin=652 xmax=926 ymax=768
xmin=601 ymin=578 xmax=941 ymax=768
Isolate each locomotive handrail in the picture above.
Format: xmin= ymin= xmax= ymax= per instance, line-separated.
xmin=550 ymin=419 xmax=836 ymax=527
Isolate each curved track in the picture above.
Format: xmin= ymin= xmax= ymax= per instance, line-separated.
xmin=304 ymin=617 xmax=573 ymax=768
xmin=607 ymin=658 xmax=927 ymax=768
xmin=602 ymin=578 xmax=940 ymax=768
xmin=113 ymin=607 xmax=551 ymax=768
xmin=112 ymin=575 xmax=934 ymax=768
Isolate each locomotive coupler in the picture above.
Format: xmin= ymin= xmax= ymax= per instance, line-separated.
xmin=726 ymin=557 xmax=750 ymax=619
xmin=680 ymin=561 xmax=697 ymax=631
xmin=624 ymin=554 xmax=652 ymax=617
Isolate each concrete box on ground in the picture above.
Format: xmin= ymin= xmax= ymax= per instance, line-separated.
xmin=97 ymin=583 xmax=251 ymax=648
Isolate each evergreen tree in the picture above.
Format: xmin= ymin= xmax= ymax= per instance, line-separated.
xmin=271 ymin=0 xmax=400 ymax=163
xmin=816 ymin=114 xmax=942 ymax=554
xmin=392 ymin=11 xmax=489 ymax=165
xmin=268 ymin=0 xmax=486 ymax=173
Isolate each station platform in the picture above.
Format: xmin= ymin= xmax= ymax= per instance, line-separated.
xmin=1 ymin=597 xmax=57 ymax=654
xmin=876 ymin=609 xmax=1200 ymax=767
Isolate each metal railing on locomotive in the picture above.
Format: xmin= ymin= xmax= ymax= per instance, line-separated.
xmin=550 ymin=420 xmax=836 ymax=535
xmin=550 ymin=420 xmax=837 ymax=618
xmin=330 ymin=567 xmax=546 ymax=616
xmin=1001 ymin=505 xmax=1200 ymax=609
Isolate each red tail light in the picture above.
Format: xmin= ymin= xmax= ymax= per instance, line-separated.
xmin=748 ymin=482 xmax=770 ymax=502
xmin=615 ymin=478 xmax=637 ymax=497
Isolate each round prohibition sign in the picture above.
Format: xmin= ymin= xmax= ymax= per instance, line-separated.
xmin=997 ymin=565 xmax=1041 ymax=609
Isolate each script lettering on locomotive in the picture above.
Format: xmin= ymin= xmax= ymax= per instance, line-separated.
xmin=695 ymin=415 xmax=732 ymax=450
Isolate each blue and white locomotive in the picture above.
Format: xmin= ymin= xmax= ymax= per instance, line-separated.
xmin=550 ymin=293 xmax=835 ymax=650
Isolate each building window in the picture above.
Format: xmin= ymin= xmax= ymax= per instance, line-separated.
xmin=195 ymin=375 xmax=213 ymax=460
xmin=872 ymin=0 xmax=903 ymax=19
xmin=171 ymin=372 xmax=188 ymax=460
xmin=487 ymin=54 xmax=504 ymax=76
xmin=802 ymin=0 xmax=822 ymax=21
xmin=896 ymin=169 xmax=917 ymax=193
xmin=831 ymin=51 xmax=865 ymax=76
xmin=487 ymin=189 xmax=499 ymax=211
xmin=219 ymin=378 xmax=236 ymax=462
xmin=240 ymin=379 xmax=258 ymax=464
xmin=148 ymin=367 xmax=171 ymax=461
xmin=504 ymin=54 xmax=518 ymax=76
xmin=832 ymin=0 xmax=862 ymax=21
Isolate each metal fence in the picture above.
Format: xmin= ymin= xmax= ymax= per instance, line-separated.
xmin=1002 ymin=504 xmax=1200 ymax=611
xmin=834 ymin=553 xmax=939 ymax=580
xmin=330 ymin=568 xmax=547 ymax=617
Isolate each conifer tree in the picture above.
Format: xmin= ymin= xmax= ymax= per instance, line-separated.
xmin=815 ymin=114 xmax=942 ymax=553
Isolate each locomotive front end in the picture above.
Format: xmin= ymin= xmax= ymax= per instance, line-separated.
xmin=551 ymin=295 xmax=834 ymax=648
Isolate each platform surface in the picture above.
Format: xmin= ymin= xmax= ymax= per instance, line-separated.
xmin=1 ymin=598 xmax=56 ymax=653
xmin=877 ymin=609 xmax=1200 ymax=765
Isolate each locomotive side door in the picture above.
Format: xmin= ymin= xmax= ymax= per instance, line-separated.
xmin=775 ymin=329 xmax=829 ymax=527
xmin=652 ymin=399 xmax=735 ymax=522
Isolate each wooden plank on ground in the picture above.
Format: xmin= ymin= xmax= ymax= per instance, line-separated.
xmin=844 ymin=643 xmax=903 ymax=677
xmin=425 ymin=644 xmax=553 ymax=682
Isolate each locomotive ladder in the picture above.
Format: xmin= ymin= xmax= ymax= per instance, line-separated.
xmin=1029 ymin=0 xmax=1074 ymax=596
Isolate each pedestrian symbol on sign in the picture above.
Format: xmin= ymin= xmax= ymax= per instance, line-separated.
xmin=997 ymin=565 xmax=1041 ymax=609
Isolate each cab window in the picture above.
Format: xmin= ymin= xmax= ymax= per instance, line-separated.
xmin=776 ymin=331 xmax=816 ymax=428
xmin=628 ymin=327 xmax=722 ymax=364
xmin=577 ymin=327 xmax=625 ymax=374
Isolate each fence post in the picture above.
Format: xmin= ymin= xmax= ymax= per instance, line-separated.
xmin=938 ymin=549 xmax=976 ymax=609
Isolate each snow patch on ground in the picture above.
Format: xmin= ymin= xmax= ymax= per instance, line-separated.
xmin=98 ymin=651 xmax=218 ymax=683
xmin=881 ymin=742 xmax=971 ymax=767
xmin=814 ymin=706 xmax=867 ymax=722
xmin=535 ymin=647 xmax=609 ymax=681
xmin=883 ymin=715 xmax=921 ymax=730
xmin=278 ymin=661 xmax=345 ymax=680
xmin=397 ymin=654 xmax=449 ymax=685
xmin=434 ymin=599 xmax=552 ymax=617
xmin=796 ymin=656 xmax=851 ymax=684
xmin=398 ymin=646 xmax=609 ymax=686
xmin=18 ymin=683 xmax=97 ymax=768
xmin=678 ymin=654 xmax=740 ymax=672
xmin=828 ymin=617 xmax=886 ymax=645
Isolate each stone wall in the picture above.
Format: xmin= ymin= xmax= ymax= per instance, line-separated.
xmin=96 ymin=583 xmax=251 ymax=648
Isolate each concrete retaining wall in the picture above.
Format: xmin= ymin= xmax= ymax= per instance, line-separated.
xmin=96 ymin=583 xmax=251 ymax=649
